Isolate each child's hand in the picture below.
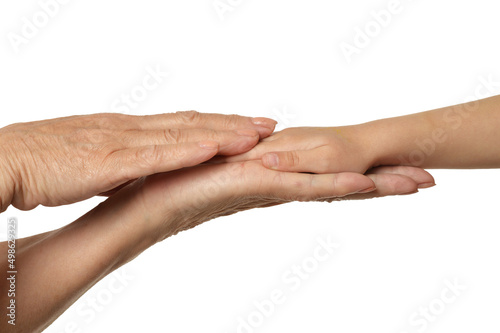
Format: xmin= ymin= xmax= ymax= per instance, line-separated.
xmin=220 ymin=126 xmax=376 ymax=174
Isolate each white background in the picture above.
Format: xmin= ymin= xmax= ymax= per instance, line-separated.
xmin=1 ymin=0 xmax=499 ymax=332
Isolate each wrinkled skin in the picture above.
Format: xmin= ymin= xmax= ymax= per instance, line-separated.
xmin=121 ymin=160 xmax=434 ymax=241
xmin=1 ymin=158 xmax=433 ymax=332
xmin=0 ymin=120 xmax=434 ymax=332
xmin=0 ymin=111 xmax=277 ymax=211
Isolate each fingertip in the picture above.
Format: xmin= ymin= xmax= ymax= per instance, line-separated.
xmin=252 ymin=117 xmax=278 ymax=138
xmin=369 ymin=166 xmax=436 ymax=190
xmin=198 ymin=140 xmax=219 ymax=150
xmin=418 ymin=171 xmax=436 ymax=188
xmin=197 ymin=141 xmax=221 ymax=160
xmin=356 ymin=186 xmax=377 ymax=194
xmin=410 ymin=168 xmax=436 ymax=188
xmin=251 ymin=117 xmax=278 ymax=128
xmin=417 ymin=182 xmax=436 ymax=189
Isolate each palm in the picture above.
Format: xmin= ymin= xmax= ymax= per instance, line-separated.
xmin=133 ymin=162 xmax=434 ymax=238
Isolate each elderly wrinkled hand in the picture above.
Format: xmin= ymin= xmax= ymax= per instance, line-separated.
xmin=0 ymin=111 xmax=277 ymax=212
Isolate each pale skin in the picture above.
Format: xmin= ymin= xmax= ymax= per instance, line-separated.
xmin=0 ymin=111 xmax=435 ymax=331
xmin=0 ymin=111 xmax=279 ymax=212
xmin=222 ymin=95 xmax=500 ymax=173
xmin=0 ymin=162 xmax=432 ymax=332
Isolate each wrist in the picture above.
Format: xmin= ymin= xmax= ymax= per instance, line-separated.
xmin=83 ymin=181 xmax=161 ymax=270
xmin=338 ymin=123 xmax=385 ymax=170
xmin=355 ymin=112 xmax=435 ymax=168
xmin=355 ymin=119 xmax=401 ymax=167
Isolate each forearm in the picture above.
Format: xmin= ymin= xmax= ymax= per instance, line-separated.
xmin=0 ymin=183 xmax=158 ymax=332
xmin=361 ymin=95 xmax=500 ymax=169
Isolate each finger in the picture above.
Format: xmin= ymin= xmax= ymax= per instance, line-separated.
xmin=241 ymin=162 xmax=376 ymax=201
xmin=328 ymin=166 xmax=436 ymax=201
xmin=212 ymin=132 xmax=308 ymax=164
xmin=260 ymin=147 xmax=332 ymax=173
xmin=332 ymin=173 xmax=420 ymax=201
xmin=208 ymin=145 xmax=266 ymax=164
xmin=105 ymin=141 xmax=220 ymax=185
xmin=120 ymin=128 xmax=260 ymax=156
xmin=209 ymin=140 xmax=281 ymax=164
xmin=136 ymin=111 xmax=278 ymax=138
xmin=367 ymin=165 xmax=436 ymax=188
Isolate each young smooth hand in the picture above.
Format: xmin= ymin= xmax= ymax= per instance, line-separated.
xmin=218 ymin=126 xmax=435 ymax=189
xmin=224 ymin=95 xmax=500 ymax=174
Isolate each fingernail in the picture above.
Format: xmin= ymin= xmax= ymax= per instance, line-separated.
xmin=263 ymin=153 xmax=279 ymax=168
xmin=357 ymin=187 xmax=376 ymax=194
xmin=399 ymin=189 xmax=419 ymax=195
xmin=252 ymin=117 xmax=278 ymax=129
xmin=236 ymin=129 xmax=258 ymax=137
xmin=199 ymin=140 xmax=219 ymax=150
xmin=417 ymin=182 xmax=436 ymax=189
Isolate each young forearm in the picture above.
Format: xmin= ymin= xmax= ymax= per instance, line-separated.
xmin=361 ymin=95 xmax=500 ymax=169
xmin=0 ymin=184 xmax=158 ymax=332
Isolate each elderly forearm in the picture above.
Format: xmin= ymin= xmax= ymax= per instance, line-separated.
xmin=0 ymin=182 xmax=158 ymax=332
xmin=361 ymin=94 xmax=500 ymax=169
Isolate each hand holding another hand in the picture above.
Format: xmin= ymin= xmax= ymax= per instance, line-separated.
xmin=3 ymin=117 xmax=435 ymax=332
xmin=218 ymin=126 xmax=436 ymax=189
xmin=0 ymin=111 xmax=277 ymax=212
xmin=111 ymin=161 xmax=434 ymax=242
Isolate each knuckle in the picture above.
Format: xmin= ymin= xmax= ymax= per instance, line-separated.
xmin=271 ymin=174 xmax=310 ymax=202
xmin=71 ymin=114 xmax=131 ymax=132
xmin=134 ymin=146 xmax=161 ymax=169
xmin=176 ymin=110 xmax=200 ymax=124
xmin=205 ymin=129 xmax=220 ymax=141
xmin=73 ymin=128 xmax=92 ymax=142
xmin=285 ymin=151 xmax=300 ymax=167
xmin=134 ymin=145 xmax=188 ymax=172
xmin=74 ymin=128 xmax=107 ymax=144
xmin=222 ymin=114 xmax=242 ymax=128
xmin=162 ymin=128 xmax=183 ymax=143
xmin=293 ymin=175 xmax=315 ymax=201
xmin=90 ymin=113 xmax=127 ymax=129
xmin=331 ymin=175 xmax=340 ymax=195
